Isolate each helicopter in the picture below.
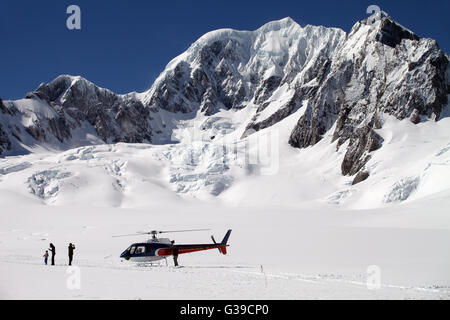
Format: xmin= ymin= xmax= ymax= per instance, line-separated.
xmin=113 ymin=229 xmax=232 ymax=264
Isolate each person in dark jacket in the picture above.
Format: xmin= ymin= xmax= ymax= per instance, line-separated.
xmin=49 ymin=243 xmax=56 ymax=265
xmin=171 ymin=240 xmax=179 ymax=267
xmin=68 ymin=243 xmax=75 ymax=266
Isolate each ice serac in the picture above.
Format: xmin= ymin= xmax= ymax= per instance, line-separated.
xmin=289 ymin=12 xmax=449 ymax=178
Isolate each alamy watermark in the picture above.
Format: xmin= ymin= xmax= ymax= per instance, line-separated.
xmin=66 ymin=5 xmax=81 ymax=30
xmin=366 ymin=5 xmax=381 ymax=25
xmin=64 ymin=5 xmax=382 ymax=30
xmin=66 ymin=266 xmax=81 ymax=290
xmin=366 ymin=265 xmax=381 ymax=290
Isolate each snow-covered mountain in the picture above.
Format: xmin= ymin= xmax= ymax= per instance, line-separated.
xmin=142 ymin=17 xmax=345 ymax=116
xmin=0 ymin=76 xmax=153 ymax=155
xmin=0 ymin=12 xmax=449 ymax=198
xmin=289 ymin=12 xmax=449 ymax=183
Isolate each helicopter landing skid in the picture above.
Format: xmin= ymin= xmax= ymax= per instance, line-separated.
xmin=135 ymin=261 xmax=164 ymax=268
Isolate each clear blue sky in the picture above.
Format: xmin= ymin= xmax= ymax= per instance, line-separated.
xmin=1 ymin=0 xmax=449 ymax=100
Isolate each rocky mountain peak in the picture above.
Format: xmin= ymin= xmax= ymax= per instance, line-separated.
xmin=143 ymin=17 xmax=346 ymax=132
xmin=366 ymin=11 xmax=420 ymax=48
xmin=289 ymin=12 xmax=449 ymax=181
xmin=256 ymin=16 xmax=299 ymax=33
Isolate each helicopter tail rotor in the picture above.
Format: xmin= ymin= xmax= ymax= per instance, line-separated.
xmin=211 ymin=230 xmax=232 ymax=255
xmin=211 ymin=235 xmax=222 ymax=254
xmin=219 ymin=230 xmax=232 ymax=254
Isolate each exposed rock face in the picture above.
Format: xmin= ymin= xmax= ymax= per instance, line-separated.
xmin=376 ymin=16 xmax=420 ymax=48
xmin=0 ymin=124 xmax=10 ymax=155
xmin=289 ymin=12 xmax=449 ymax=177
xmin=34 ymin=76 xmax=152 ymax=144
xmin=144 ymin=39 xmax=249 ymax=114
xmin=352 ymin=171 xmax=370 ymax=185
xmin=0 ymin=76 xmax=154 ymax=155
xmin=0 ymin=98 xmax=12 ymax=155
xmin=0 ymin=98 xmax=6 ymax=113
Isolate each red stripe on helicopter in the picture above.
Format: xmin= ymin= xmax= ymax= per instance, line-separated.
xmin=156 ymin=246 xmax=225 ymax=256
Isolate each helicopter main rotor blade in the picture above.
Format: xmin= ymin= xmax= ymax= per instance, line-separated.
xmin=113 ymin=229 xmax=211 ymax=238
xmin=157 ymin=229 xmax=211 ymax=234
xmin=112 ymin=233 xmax=148 ymax=238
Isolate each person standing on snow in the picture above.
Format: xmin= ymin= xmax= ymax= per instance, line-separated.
xmin=43 ymin=250 xmax=49 ymax=265
xmin=68 ymin=243 xmax=75 ymax=266
xmin=49 ymin=243 xmax=56 ymax=265
xmin=172 ymin=241 xmax=179 ymax=267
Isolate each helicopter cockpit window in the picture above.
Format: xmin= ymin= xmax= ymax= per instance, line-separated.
xmin=135 ymin=246 xmax=146 ymax=254
xmin=129 ymin=246 xmax=136 ymax=255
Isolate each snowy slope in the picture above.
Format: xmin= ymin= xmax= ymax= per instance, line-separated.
xmin=1 ymin=200 xmax=449 ymax=300
xmin=1 ymin=98 xmax=450 ymax=299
